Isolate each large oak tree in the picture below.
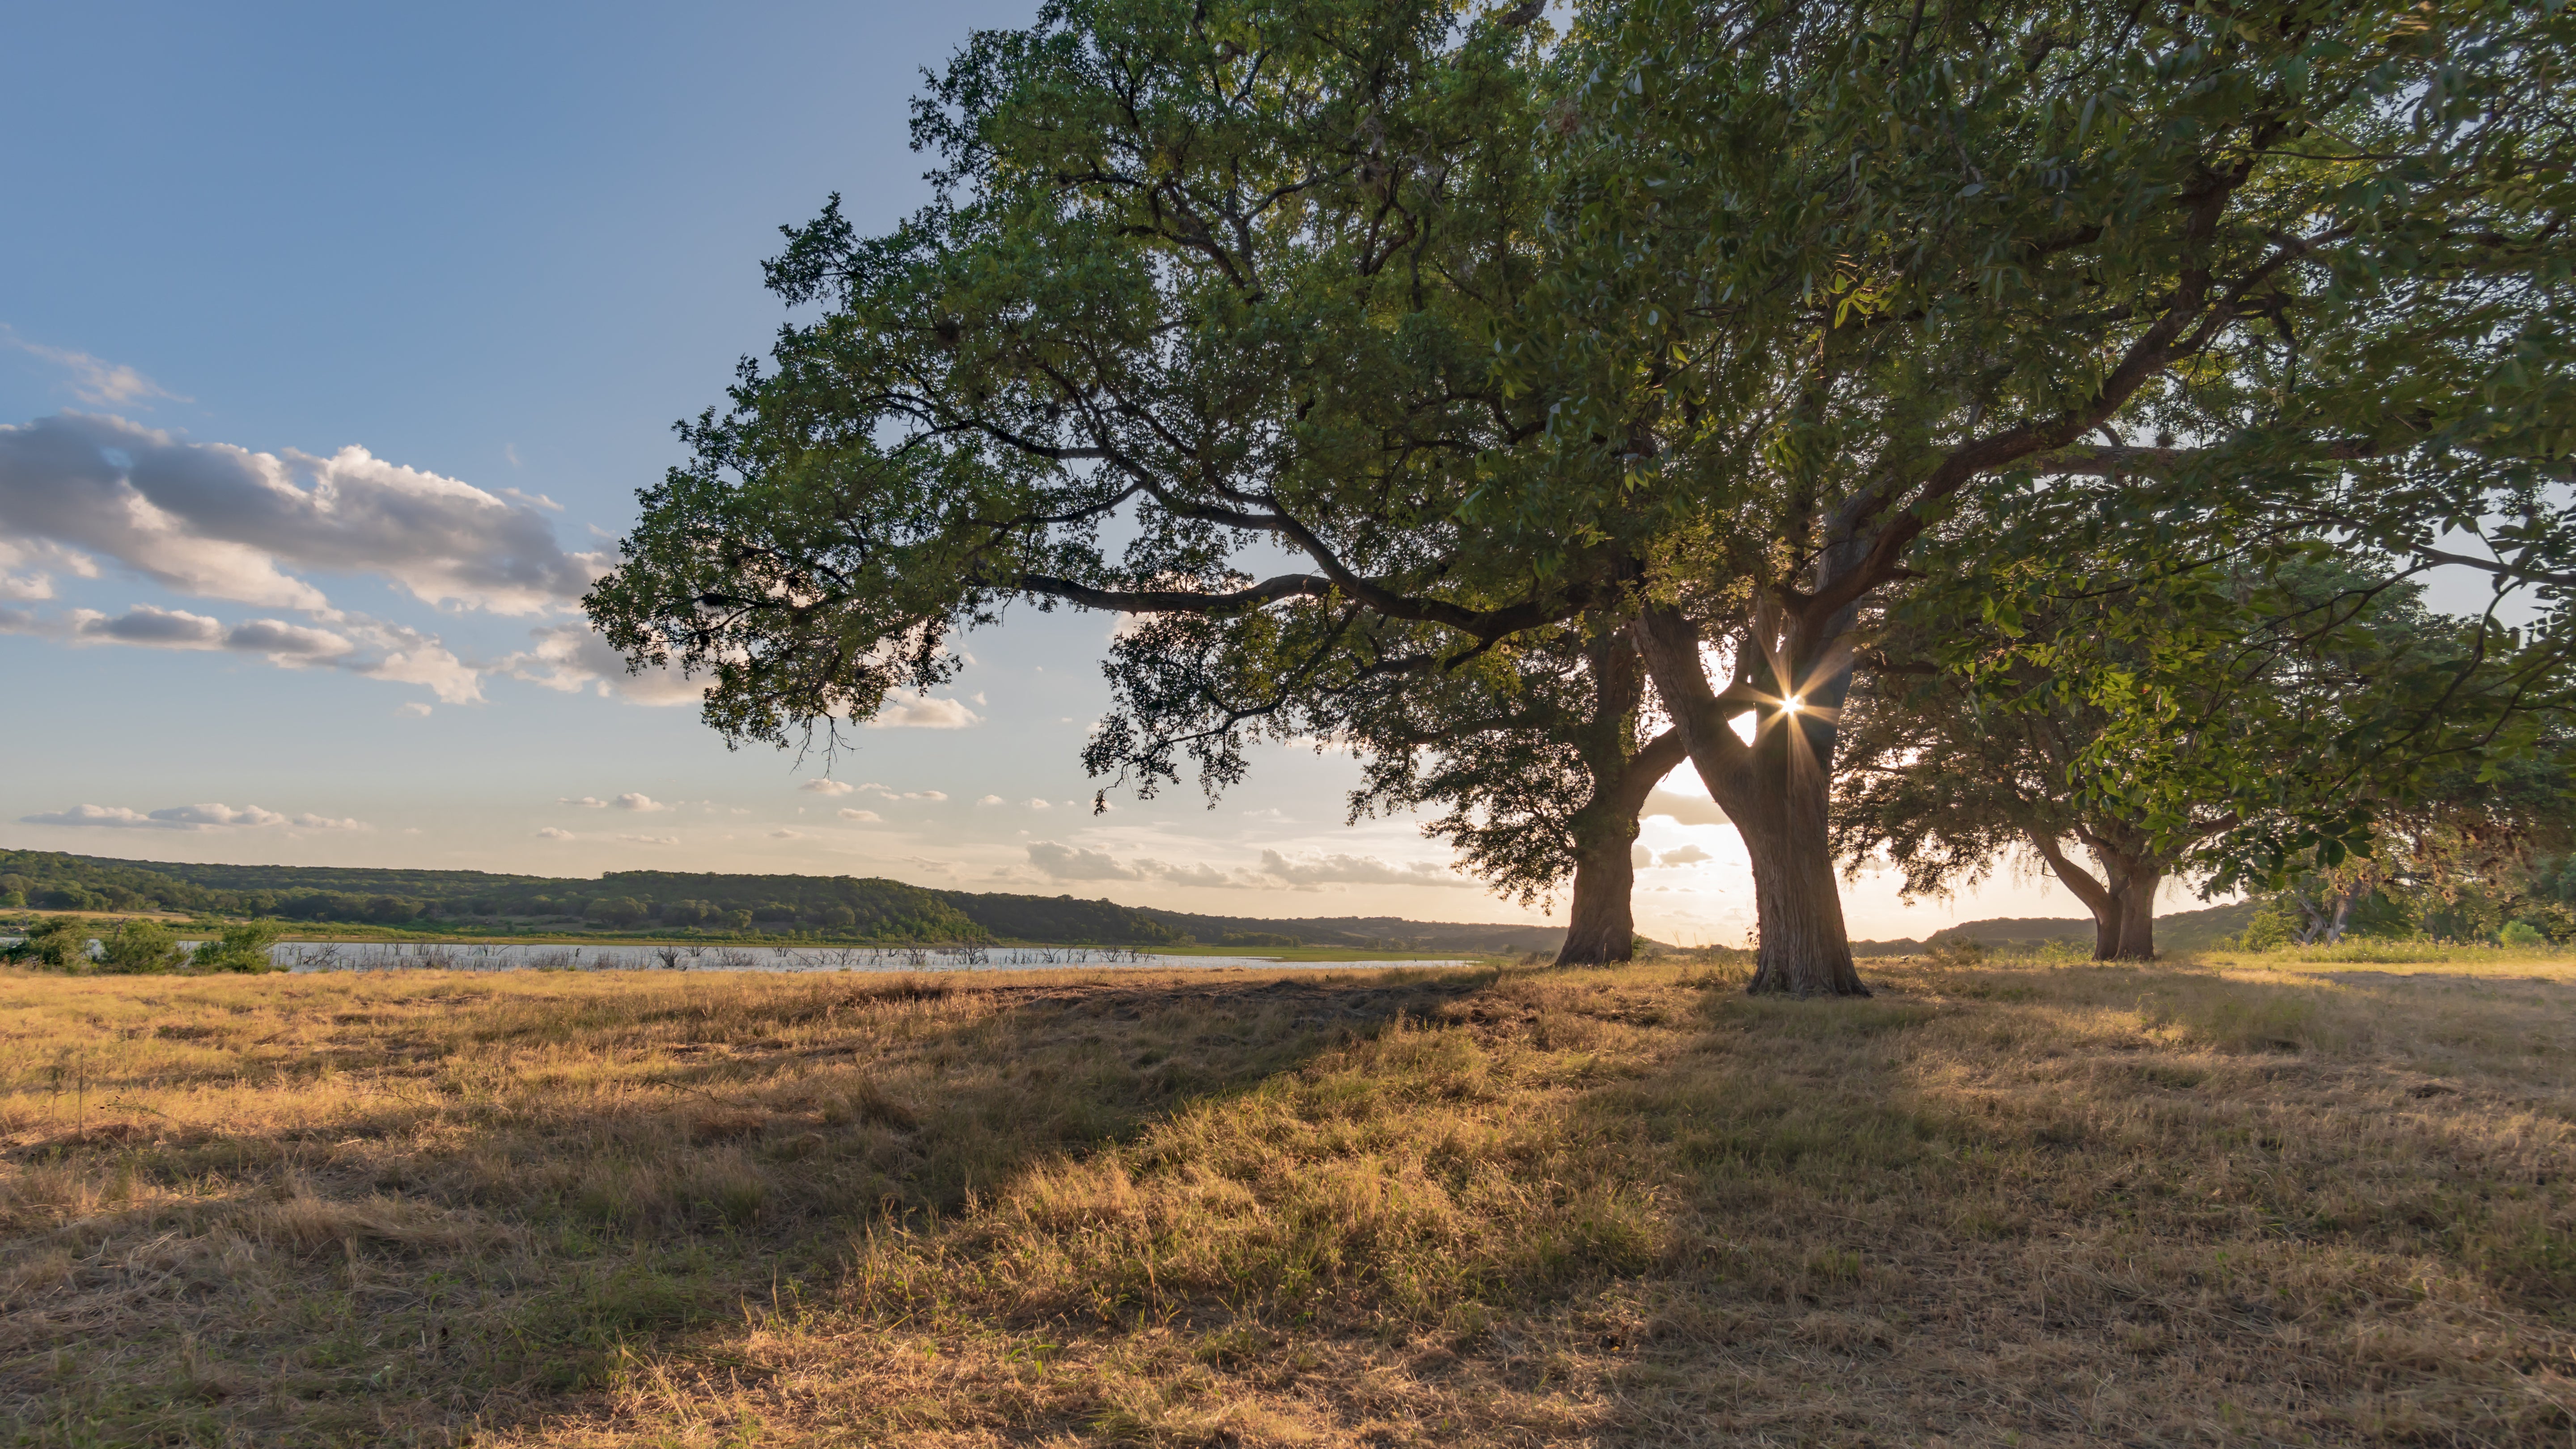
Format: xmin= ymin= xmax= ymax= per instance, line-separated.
xmin=1510 ymin=0 xmax=2576 ymax=992
xmin=586 ymin=0 xmax=1683 ymax=933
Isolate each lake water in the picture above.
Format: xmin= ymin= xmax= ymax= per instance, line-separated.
xmin=3 ymin=936 xmax=1467 ymax=974
xmin=270 ymin=941 xmax=1468 ymax=973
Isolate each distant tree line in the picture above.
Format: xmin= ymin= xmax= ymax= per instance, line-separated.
xmin=0 ymin=853 xmax=1576 ymax=952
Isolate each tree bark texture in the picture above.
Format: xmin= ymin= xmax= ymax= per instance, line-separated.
xmin=2028 ymin=830 xmax=2161 ymax=961
xmin=1552 ymin=631 xmax=1687 ymax=967
xmin=1634 ymin=606 xmax=1869 ymax=996
xmin=1556 ymin=830 xmax=1640 ymax=965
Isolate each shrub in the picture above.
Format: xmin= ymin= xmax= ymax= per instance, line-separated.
xmin=191 ymin=920 xmax=284 ymax=973
xmin=2502 ymin=920 xmax=2549 ymax=949
xmin=5 ymin=916 xmax=91 ymax=969
xmin=98 ymin=919 xmax=187 ymax=974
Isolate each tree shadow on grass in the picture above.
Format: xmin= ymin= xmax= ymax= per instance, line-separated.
xmin=0 ymin=966 xmax=1492 ymax=1448
xmin=1572 ymin=963 xmax=2576 ymax=1446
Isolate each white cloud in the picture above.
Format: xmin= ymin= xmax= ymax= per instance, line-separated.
xmin=1140 ymin=859 xmax=1240 ymax=888
xmin=4 ymin=603 xmax=359 ymax=665
xmin=1026 ymin=797 xmax=1052 ymax=810
xmin=837 ymin=808 xmax=882 ymax=822
xmin=355 ymin=640 xmax=482 ymax=704
xmin=771 ymin=829 xmax=803 ymax=839
xmin=1027 ymin=841 xmax=1140 ymax=881
xmin=536 ymin=826 xmax=575 ymax=839
xmin=975 ymin=794 xmax=1006 ymax=806
xmin=505 ymin=622 xmax=703 ymax=706
xmin=1019 ymin=841 xmax=1473 ymax=891
xmin=20 ymin=801 xmax=366 ymax=831
xmin=560 ymin=796 xmax=608 ymax=809
xmin=866 ymin=690 xmax=982 ymax=729
xmin=621 ymin=833 xmax=679 ymax=845
xmin=1254 ymin=850 xmax=1474 ymax=889
xmin=801 ymin=779 xmax=856 ymax=796
xmin=0 ymin=411 xmax=604 ymax=615
xmin=74 ymin=604 xmax=224 ymax=648
xmin=1653 ymin=844 xmax=1714 ymax=867
xmin=614 ymin=792 xmax=669 ymax=812
xmin=854 ymin=783 xmax=947 ymax=801
xmin=397 ymin=701 xmax=432 ymax=718
xmin=0 ymin=600 xmax=477 ymax=700
xmin=2 ymin=331 xmax=188 ymax=407
xmin=1643 ymin=787 xmax=1730 ymax=827
xmin=224 ymin=618 xmax=356 ymax=660
xmin=0 ymin=539 xmax=78 ymax=600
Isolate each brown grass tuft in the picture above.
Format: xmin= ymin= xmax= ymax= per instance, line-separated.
xmin=4 ymin=956 xmax=2574 ymax=1445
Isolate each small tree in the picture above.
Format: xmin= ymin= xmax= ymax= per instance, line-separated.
xmin=1835 ymin=551 xmax=2521 ymax=959
xmin=6 ymin=917 xmax=89 ymax=970
xmin=190 ymin=920 xmax=283 ymax=974
xmin=98 ymin=920 xmax=186 ymax=974
xmin=587 ymin=897 xmax=650 ymax=928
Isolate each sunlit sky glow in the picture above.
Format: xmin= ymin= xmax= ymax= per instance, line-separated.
xmin=0 ymin=2 xmax=2169 ymax=942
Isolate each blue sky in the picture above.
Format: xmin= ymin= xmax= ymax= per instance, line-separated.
xmin=0 ymin=1 xmax=2096 ymax=941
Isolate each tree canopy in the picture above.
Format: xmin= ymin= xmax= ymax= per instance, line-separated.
xmin=588 ymin=0 xmax=2576 ymax=990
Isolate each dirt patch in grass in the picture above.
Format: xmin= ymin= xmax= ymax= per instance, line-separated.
xmin=4 ymin=958 xmax=2574 ymax=1445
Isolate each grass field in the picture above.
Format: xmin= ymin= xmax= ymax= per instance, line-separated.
xmin=4 ymin=951 xmax=2573 ymax=1446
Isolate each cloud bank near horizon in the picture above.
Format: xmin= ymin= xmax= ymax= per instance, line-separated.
xmin=1022 ymin=841 xmax=1477 ymax=891
xmin=20 ymin=801 xmax=368 ymax=831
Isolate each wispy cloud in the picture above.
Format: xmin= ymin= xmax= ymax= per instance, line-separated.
xmin=3 ymin=330 xmax=188 ymax=407
xmin=1020 ymin=842 xmax=1473 ymax=891
xmin=852 ymin=783 xmax=947 ymax=801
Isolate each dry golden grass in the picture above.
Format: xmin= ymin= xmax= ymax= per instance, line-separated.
xmin=4 ymin=953 xmax=2574 ymax=1446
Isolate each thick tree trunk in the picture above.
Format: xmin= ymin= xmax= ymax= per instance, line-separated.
xmin=1555 ymin=830 xmax=1638 ymax=965
xmin=2029 ymin=831 xmax=2165 ymax=962
xmin=1738 ymin=802 xmax=1869 ymax=996
xmin=2110 ymin=872 xmax=2160 ymax=960
xmin=1549 ymin=631 xmax=1689 ymax=968
xmin=1633 ymin=607 xmax=1868 ymax=996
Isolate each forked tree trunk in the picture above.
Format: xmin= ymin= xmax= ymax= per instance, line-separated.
xmin=1635 ymin=606 xmax=1868 ymax=996
xmin=2029 ymin=831 xmax=2161 ymax=962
